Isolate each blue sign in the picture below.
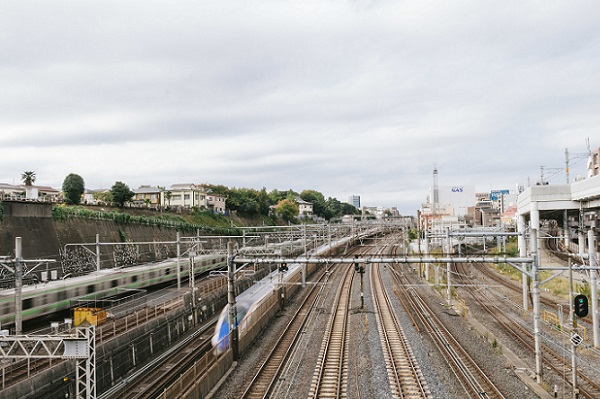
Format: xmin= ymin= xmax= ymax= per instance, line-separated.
xmin=490 ymin=189 xmax=509 ymax=200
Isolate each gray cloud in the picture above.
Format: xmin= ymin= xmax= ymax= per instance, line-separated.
xmin=1 ymin=1 xmax=599 ymax=214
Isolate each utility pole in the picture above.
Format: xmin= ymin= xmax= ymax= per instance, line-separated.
xmin=176 ymin=232 xmax=181 ymax=289
xmin=589 ymin=229 xmax=599 ymax=347
xmin=189 ymin=247 xmax=197 ymax=325
xmin=569 ymin=257 xmax=579 ymax=399
xmin=446 ymin=228 xmax=452 ymax=305
xmin=227 ymin=241 xmax=238 ymax=360
xmin=531 ymin=228 xmax=543 ymax=383
xmin=15 ymin=237 xmax=23 ymax=335
xmin=354 ymin=256 xmax=365 ymax=309
xmin=0 ymin=237 xmax=55 ymax=334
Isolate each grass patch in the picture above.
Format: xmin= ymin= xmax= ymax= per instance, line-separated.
xmin=52 ymin=205 xmax=242 ymax=235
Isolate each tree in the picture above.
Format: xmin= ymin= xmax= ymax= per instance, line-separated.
xmin=275 ymin=198 xmax=298 ymax=222
xmin=111 ymin=181 xmax=134 ymax=207
xmin=339 ymin=202 xmax=360 ymax=216
xmin=62 ymin=174 xmax=85 ymax=205
xmin=257 ymin=187 xmax=271 ymax=216
xmin=21 ymin=171 xmax=36 ymax=186
xmin=93 ymin=190 xmax=112 ymax=205
xmin=21 ymin=171 xmax=36 ymax=199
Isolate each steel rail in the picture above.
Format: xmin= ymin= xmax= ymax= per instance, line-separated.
xmin=239 ymin=267 xmax=333 ymax=399
xmin=307 ymin=266 xmax=353 ymax=399
xmin=371 ymin=263 xmax=432 ymax=398
xmin=392 ymin=270 xmax=505 ymax=399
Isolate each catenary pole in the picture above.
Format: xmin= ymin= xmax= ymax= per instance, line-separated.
xmin=589 ymin=229 xmax=599 ymax=347
xmin=15 ymin=237 xmax=23 ymax=335
xmin=227 ymin=241 xmax=238 ymax=360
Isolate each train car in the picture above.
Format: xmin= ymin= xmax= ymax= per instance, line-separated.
xmin=210 ymin=235 xmax=360 ymax=355
xmin=211 ymin=261 xmax=303 ymax=355
xmin=0 ymin=253 xmax=226 ymax=328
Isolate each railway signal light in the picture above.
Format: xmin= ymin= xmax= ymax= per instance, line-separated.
xmin=574 ymin=294 xmax=589 ymax=318
xmin=279 ymin=263 xmax=288 ymax=272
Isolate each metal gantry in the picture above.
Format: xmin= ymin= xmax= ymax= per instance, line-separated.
xmin=0 ymin=326 xmax=96 ymax=399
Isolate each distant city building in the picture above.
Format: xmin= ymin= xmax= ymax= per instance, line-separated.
xmin=467 ymin=198 xmax=500 ymax=227
xmin=437 ymin=185 xmax=475 ymax=216
xmin=419 ymin=202 xmax=455 ymax=230
xmin=348 ymin=195 xmax=361 ymax=209
xmin=500 ymin=205 xmax=518 ymax=227
xmin=589 ymin=147 xmax=600 ymax=177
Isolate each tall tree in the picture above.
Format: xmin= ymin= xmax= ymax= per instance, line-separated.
xmin=257 ymin=187 xmax=271 ymax=216
xmin=62 ymin=173 xmax=85 ymax=205
xmin=21 ymin=171 xmax=36 ymax=199
xmin=21 ymin=171 xmax=36 ymax=186
xmin=111 ymin=181 xmax=134 ymax=207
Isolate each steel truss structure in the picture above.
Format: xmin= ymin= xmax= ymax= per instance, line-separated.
xmin=0 ymin=326 xmax=96 ymax=399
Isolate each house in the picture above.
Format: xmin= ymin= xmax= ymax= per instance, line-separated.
xmin=207 ymin=193 xmax=227 ymax=213
xmin=0 ymin=183 xmax=23 ymax=200
xmin=83 ymin=189 xmax=111 ymax=205
xmin=162 ymin=184 xmax=208 ymax=209
xmin=35 ymin=186 xmax=61 ymax=202
xmin=297 ymin=197 xmax=313 ymax=218
xmin=0 ymin=183 xmax=60 ymax=202
xmin=132 ymin=186 xmax=162 ymax=207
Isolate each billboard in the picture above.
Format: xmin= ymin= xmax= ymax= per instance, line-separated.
xmin=490 ymin=189 xmax=510 ymax=201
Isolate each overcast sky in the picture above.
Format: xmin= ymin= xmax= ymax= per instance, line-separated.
xmin=1 ymin=1 xmax=598 ymax=215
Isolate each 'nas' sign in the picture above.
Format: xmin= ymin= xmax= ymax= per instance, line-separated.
xmin=451 ymin=187 xmax=464 ymax=193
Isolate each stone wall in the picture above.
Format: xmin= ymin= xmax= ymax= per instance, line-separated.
xmin=0 ymin=202 xmax=182 ymax=273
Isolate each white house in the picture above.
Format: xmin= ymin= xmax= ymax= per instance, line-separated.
xmin=297 ymin=197 xmax=314 ymax=218
xmin=162 ymin=184 xmax=208 ymax=209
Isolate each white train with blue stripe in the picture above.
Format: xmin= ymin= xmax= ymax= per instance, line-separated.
xmin=210 ymin=232 xmax=371 ymax=355
xmin=211 ymin=262 xmax=302 ymax=354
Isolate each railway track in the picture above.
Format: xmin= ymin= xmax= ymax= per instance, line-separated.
xmin=391 ymin=269 xmax=506 ymax=399
xmin=0 ymin=275 xmax=226 ymax=391
xmin=121 ymin=322 xmax=216 ymax=399
xmin=239 ymin=267 xmax=334 ymax=399
xmin=307 ymin=265 xmax=354 ymax=399
xmin=471 ymin=254 xmax=597 ymax=326
xmin=456 ymin=262 xmax=600 ymax=399
xmin=0 ymin=296 xmax=185 ymax=390
xmin=370 ymin=263 xmax=431 ymax=399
